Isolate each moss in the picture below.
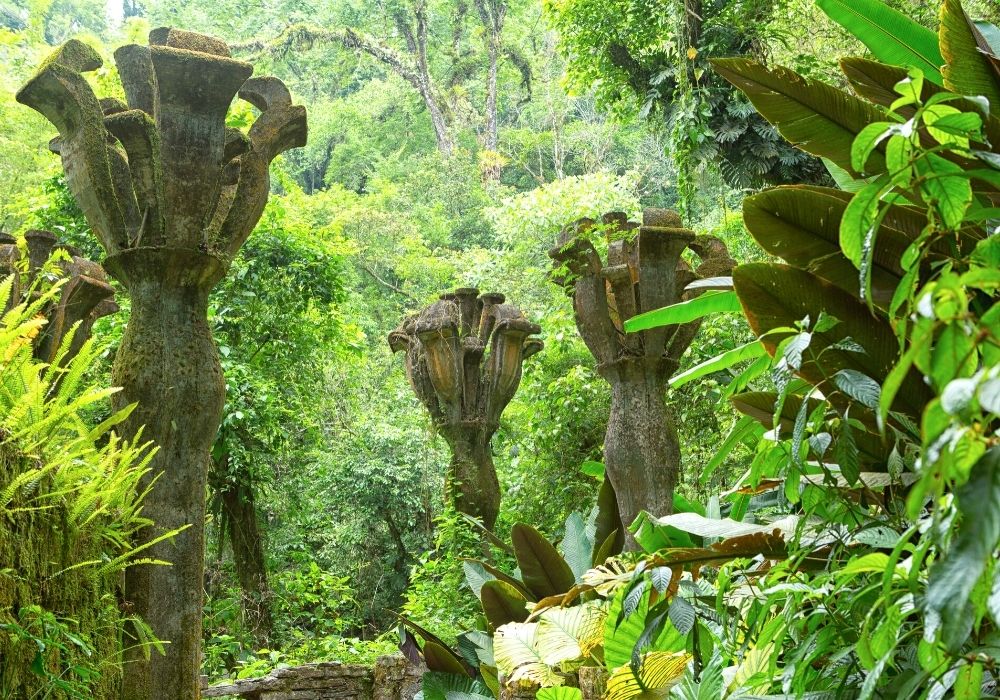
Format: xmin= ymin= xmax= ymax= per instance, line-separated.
xmin=0 ymin=442 xmax=125 ymax=699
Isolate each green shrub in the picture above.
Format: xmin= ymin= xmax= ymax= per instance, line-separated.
xmin=0 ymin=273 xmax=167 ymax=698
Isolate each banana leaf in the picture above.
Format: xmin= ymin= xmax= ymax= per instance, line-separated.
xmin=732 ymin=263 xmax=933 ymax=418
xmin=592 ymin=478 xmax=625 ymax=564
xmin=817 ymin=0 xmax=944 ymax=84
xmin=511 ymin=523 xmax=577 ymax=599
xmin=840 ymin=57 xmax=1000 ymax=147
xmin=742 ymin=186 xmax=907 ymax=307
xmin=940 ymin=0 xmax=1000 ymax=107
xmin=480 ymin=579 xmax=530 ymax=630
xmin=711 ymin=58 xmax=886 ymax=177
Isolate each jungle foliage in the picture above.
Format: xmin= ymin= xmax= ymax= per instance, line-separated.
xmin=0 ymin=0 xmax=999 ymax=697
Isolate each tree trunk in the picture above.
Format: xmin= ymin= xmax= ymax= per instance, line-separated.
xmin=480 ymin=37 xmax=501 ymax=178
xmin=221 ymin=480 xmax=274 ymax=643
xmin=442 ymin=424 xmax=500 ymax=530
xmin=601 ymin=359 xmax=679 ymax=548
xmin=484 ymin=32 xmax=499 ymax=151
xmin=421 ymin=84 xmax=455 ymax=156
xmin=109 ymin=248 xmax=226 ymax=700
xmin=473 ymin=0 xmax=503 ymax=178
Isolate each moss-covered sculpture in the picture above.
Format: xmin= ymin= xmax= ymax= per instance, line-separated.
xmin=17 ymin=29 xmax=306 ymax=699
xmin=389 ymin=288 xmax=542 ymax=529
xmin=550 ymin=210 xmax=734 ymax=546
xmin=0 ymin=230 xmax=116 ymax=364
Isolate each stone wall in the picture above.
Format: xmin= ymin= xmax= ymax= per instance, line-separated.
xmin=201 ymin=655 xmax=423 ymax=700
xmin=201 ymin=656 xmax=608 ymax=700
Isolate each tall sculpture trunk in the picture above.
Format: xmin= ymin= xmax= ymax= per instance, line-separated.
xmin=602 ymin=361 xmax=680 ymax=539
xmin=109 ymin=251 xmax=225 ymax=698
xmin=390 ymin=289 xmax=541 ymax=532
xmin=443 ymin=425 xmax=500 ymax=530
xmin=550 ymin=211 xmax=734 ymax=548
xmin=18 ymin=30 xmax=307 ymax=700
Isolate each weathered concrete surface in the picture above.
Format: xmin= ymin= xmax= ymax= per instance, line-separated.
xmin=199 ymin=657 xmax=607 ymax=700
xmin=201 ymin=656 xmax=423 ymax=700
xmin=389 ymin=288 xmax=542 ymax=529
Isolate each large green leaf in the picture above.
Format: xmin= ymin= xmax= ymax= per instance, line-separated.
xmin=841 ymin=57 xmax=922 ymax=109
xmin=711 ymin=58 xmax=886 ymax=176
xmin=423 ymin=641 xmax=473 ymax=677
xmin=462 ymin=558 xmax=535 ymax=601
xmin=420 ymin=672 xmax=492 ymax=700
xmin=817 ymin=0 xmax=944 ymax=84
xmin=463 ymin=560 xmax=495 ymax=599
xmin=732 ymin=263 xmax=933 ymax=418
xmin=536 ymin=689 xmax=582 ymax=700
xmin=623 ymin=290 xmax=741 ymax=333
xmin=940 ymin=0 xmax=1000 ymax=107
xmin=512 ymin=523 xmax=576 ymax=599
xmin=742 ymin=186 xmax=908 ymax=306
xmin=631 ymin=511 xmax=697 ymax=552
xmin=977 ymin=21 xmax=1000 ymax=55
xmin=926 ymin=447 xmax=1000 ymax=651
xmin=650 ymin=512 xmax=799 ymax=540
xmin=480 ymin=579 xmax=530 ymax=630
xmin=592 ymin=478 xmax=625 ymax=565
xmin=604 ymin=585 xmax=683 ymax=670
xmin=668 ymin=341 xmax=767 ymax=389
xmin=560 ymin=511 xmax=594 ymax=582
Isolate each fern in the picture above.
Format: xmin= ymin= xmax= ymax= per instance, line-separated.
xmin=0 ymin=267 xmax=175 ymax=694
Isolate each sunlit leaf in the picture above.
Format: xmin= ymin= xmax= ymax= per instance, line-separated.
xmin=493 ymin=622 xmax=563 ymax=687
xmin=605 ymin=651 xmax=691 ymax=700
xmin=535 ymin=602 xmax=606 ymax=665
xmin=623 ymin=291 xmax=742 ymax=332
xmin=817 ymin=0 xmax=944 ymax=84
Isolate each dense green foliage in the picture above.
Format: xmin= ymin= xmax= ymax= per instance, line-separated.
xmin=1 ymin=0 xmax=999 ymax=697
xmin=0 ymin=274 xmax=166 ymax=697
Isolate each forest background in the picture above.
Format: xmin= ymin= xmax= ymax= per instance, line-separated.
xmin=2 ymin=0 xmax=998 ymax=683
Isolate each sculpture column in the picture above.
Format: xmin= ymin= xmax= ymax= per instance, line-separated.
xmin=389 ymin=288 xmax=542 ymax=530
xmin=17 ymin=29 xmax=306 ymax=699
xmin=0 ymin=229 xmax=117 ymax=363
xmin=550 ymin=211 xmax=734 ymax=546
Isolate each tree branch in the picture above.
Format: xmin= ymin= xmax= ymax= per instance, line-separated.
xmin=360 ymin=262 xmax=417 ymax=301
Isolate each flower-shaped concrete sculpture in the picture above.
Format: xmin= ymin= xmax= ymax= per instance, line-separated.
xmin=0 ymin=230 xmax=116 ymax=365
xmin=390 ymin=288 xmax=542 ymax=529
xmin=17 ymin=28 xmax=306 ymax=699
xmin=550 ymin=210 xmax=734 ymax=546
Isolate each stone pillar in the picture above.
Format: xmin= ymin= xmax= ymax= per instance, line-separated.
xmin=389 ymin=288 xmax=542 ymax=529
xmin=373 ymin=655 xmax=425 ymax=700
xmin=550 ymin=211 xmax=734 ymax=545
xmin=17 ymin=29 xmax=306 ymax=699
